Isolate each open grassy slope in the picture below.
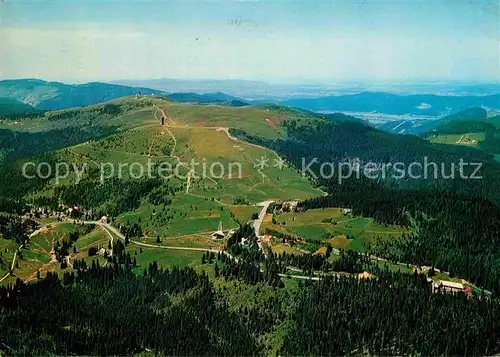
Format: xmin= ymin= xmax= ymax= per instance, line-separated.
xmin=423 ymin=108 xmax=500 ymax=157
xmin=0 ymin=221 xmax=103 ymax=283
xmin=429 ymin=132 xmax=485 ymax=147
xmin=13 ymin=98 xmax=322 ymax=256
xmin=0 ymin=96 xmax=168 ymax=133
xmin=262 ymin=208 xmax=409 ymax=254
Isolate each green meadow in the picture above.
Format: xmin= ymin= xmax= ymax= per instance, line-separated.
xmin=43 ymin=100 xmax=321 ymax=243
xmin=429 ymin=132 xmax=485 ymax=147
xmin=262 ymin=208 xmax=408 ymax=253
xmin=128 ymin=246 xmax=204 ymax=273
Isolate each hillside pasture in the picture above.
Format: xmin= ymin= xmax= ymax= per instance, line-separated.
xmin=262 ymin=208 xmax=408 ymax=253
xmin=227 ymin=205 xmax=261 ymax=224
xmin=10 ymin=99 xmax=322 ymax=247
xmin=161 ymin=103 xmax=290 ymax=139
xmin=0 ymin=222 xmax=93 ymax=282
xmin=128 ymin=246 xmax=204 ymax=273
xmin=429 ymin=132 xmax=485 ymax=147
xmin=116 ymin=194 xmax=240 ymax=240
xmin=182 ymin=127 xmax=321 ymax=204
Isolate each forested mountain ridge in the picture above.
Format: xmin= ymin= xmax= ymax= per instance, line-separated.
xmin=0 ymin=79 xmax=166 ymax=110
xmin=0 ymin=97 xmax=40 ymax=118
xmin=421 ymin=108 xmax=500 ymax=155
xmin=420 ymin=107 xmax=489 ymax=134
xmin=3 ymin=260 xmax=500 ymax=356
xmin=233 ymin=115 xmax=500 ymax=197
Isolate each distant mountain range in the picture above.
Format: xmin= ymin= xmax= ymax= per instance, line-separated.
xmin=281 ymin=92 xmax=500 ymax=117
xmin=0 ymin=79 xmax=165 ymax=111
xmin=113 ymin=78 xmax=277 ymax=99
xmin=0 ymin=79 xmax=256 ymax=112
xmin=113 ymin=78 xmax=500 ymax=99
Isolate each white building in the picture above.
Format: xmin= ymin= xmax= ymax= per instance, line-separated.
xmin=212 ymin=221 xmax=225 ymax=240
xmin=432 ymin=280 xmax=464 ymax=293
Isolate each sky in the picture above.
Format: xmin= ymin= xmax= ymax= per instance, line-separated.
xmin=1 ymin=0 xmax=499 ymax=83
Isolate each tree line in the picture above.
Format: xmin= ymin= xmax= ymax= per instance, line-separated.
xmin=1 ymin=258 xmax=500 ymax=356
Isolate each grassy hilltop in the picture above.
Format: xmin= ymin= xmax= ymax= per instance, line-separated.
xmin=0 ymin=96 xmax=325 ymax=282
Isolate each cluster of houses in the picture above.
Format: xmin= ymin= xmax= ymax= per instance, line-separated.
xmin=270 ymin=200 xmax=299 ymax=213
xmin=20 ymin=203 xmax=92 ymax=223
xmin=22 ymin=208 xmax=61 ymax=221
xmin=58 ymin=204 xmax=83 ymax=216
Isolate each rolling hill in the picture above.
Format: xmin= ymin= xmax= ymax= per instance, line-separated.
xmin=427 ymin=108 xmax=491 ymax=135
xmin=420 ymin=108 xmax=500 ymax=156
xmin=0 ymin=97 xmax=323 ymax=226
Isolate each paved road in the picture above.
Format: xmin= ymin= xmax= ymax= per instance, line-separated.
xmin=58 ymin=214 xmax=329 ymax=283
xmin=252 ymin=200 xmax=274 ymax=256
xmin=88 ymin=220 xmax=242 ymax=264
xmin=76 ymin=220 xmax=226 ymax=254
xmin=73 ymin=219 xmax=327 ymax=281
xmin=72 ymin=219 xmax=490 ymax=291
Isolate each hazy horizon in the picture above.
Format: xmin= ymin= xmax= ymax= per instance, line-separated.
xmin=2 ymin=0 xmax=498 ymax=83
xmin=2 ymin=77 xmax=499 ymax=86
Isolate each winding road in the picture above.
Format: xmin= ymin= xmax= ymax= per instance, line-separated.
xmin=252 ymin=201 xmax=274 ymax=256
xmin=70 ymin=212 xmax=323 ymax=281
